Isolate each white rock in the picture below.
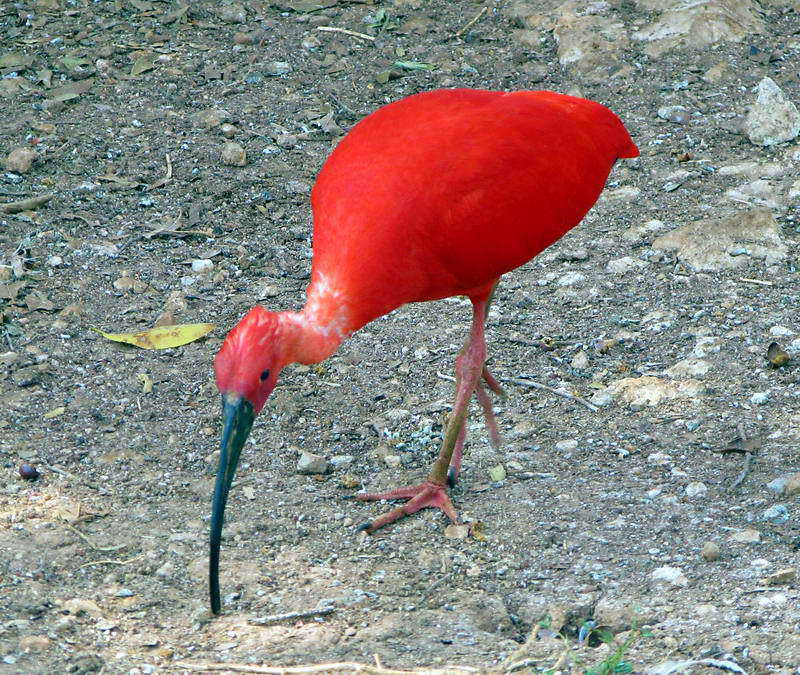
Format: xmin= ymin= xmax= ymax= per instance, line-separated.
xmin=693 ymin=337 xmax=724 ymax=358
xmin=605 ymin=256 xmax=648 ymax=274
xmin=557 ymin=271 xmax=586 ymax=286
xmin=651 ymin=565 xmax=688 ymax=587
xmin=726 ymin=179 xmax=783 ymax=210
xmin=191 ymin=259 xmax=214 ymax=273
xmin=591 ymin=376 xmax=704 ymax=407
xmin=745 ymin=77 xmax=800 ymax=146
xmin=685 ymin=481 xmax=708 ymax=497
xmin=750 ymin=392 xmax=769 ymax=405
xmin=769 ymin=325 xmax=795 ymax=337
xmin=555 ymin=439 xmax=578 ymax=452
xmin=665 ymin=358 xmax=710 ymax=378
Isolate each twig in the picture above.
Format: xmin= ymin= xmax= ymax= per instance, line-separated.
xmin=44 ymin=463 xmax=72 ymax=477
xmin=1 ymin=193 xmax=54 ymax=214
xmin=739 ymin=277 xmax=772 ymax=287
xmin=505 ymin=377 xmax=599 ymax=412
xmin=77 ymin=554 xmax=142 ymax=570
xmin=171 ymin=662 xmax=481 ymax=674
xmin=165 ymin=152 xmax=173 ymax=179
xmin=423 ymin=572 xmax=453 ymax=597
xmin=317 ymin=26 xmax=376 ymax=41
xmin=729 ymin=423 xmax=754 ymax=490
xmin=505 ymin=659 xmax=542 ymax=673
xmin=436 ymin=371 xmax=456 ymax=383
xmin=66 ymin=524 xmax=127 ymax=552
xmin=455 ymin=6 xmax=489 ymax=37
xmin=248 ymin=607 xmax=334 ymax=625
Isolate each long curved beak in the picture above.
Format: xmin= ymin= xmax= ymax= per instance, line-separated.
xmin=210 ymin=394 xmax=255 ymax=614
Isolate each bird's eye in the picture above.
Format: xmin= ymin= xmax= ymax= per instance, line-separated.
xmin=260 ymin=369 xmax=270 ymax=382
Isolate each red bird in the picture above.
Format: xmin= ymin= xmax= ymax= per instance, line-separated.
xmin=210 ymin=88 xmax=638 ymax=613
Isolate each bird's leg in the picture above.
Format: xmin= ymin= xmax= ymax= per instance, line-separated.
xmin=356 ymin=298 xmax=489 ymax=533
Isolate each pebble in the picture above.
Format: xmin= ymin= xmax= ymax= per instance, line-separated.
xmin=685 ymin=481 xmax=707 ymax=498
xmin=191 ymin=259 xmax=214 ymax=273
xmin=745 ymin=77 xmax=800 ymax=146
xmin=769 ymin=325 xmax=795 ymax=337
xmin=750 ymin=392 xmax=769 ymax=405
xmin=297 ymin=451 xmax=331 ymax=475
xmin=571 ymin=350 xmax=589 ymax=370
xmin=221 ymin=142 xmax=247 ymax=166
xmin=193 ymin=108 xmax=230 ymax=129
xmin=4 ymin=147 xmax=36 ymax=173
xmin=265 ymin=61 xmax=292 ymax=76
xmin=217 ymin=3 xmax=246 ymax=23
xmin=701 ymin=542 xmax=720 ymax=561
xmin=556 ymin=271 xmax=585 ymax=286
xmin=329 ymin=454 xmax=354 ymax=468
xmin=657 ymin=105 xmax=689 ymax=124
xmin=729 ymin=529 xmax=761 ymax=544
xmin=605 ymin=256 xmax=647 ymax=274
xmin=555 ymin=439 xmax=578 ymax=452
xmin=384 ymin=454 xmax=401 ymax=468
xmin=651 ymin=565 xmax=688 ymax=587
xmin=220 ymin=123 xmax=237 ymax=139
xmin=761 ymin=504 xmax=789 ymax=524
xmin=784 ymin=474 xmax=800 ymax=496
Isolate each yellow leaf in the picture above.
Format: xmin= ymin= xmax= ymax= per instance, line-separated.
xmin=44 ymin=406 xmax=66 ymax=419
xmin=131 ymin=56 xmax=154 ymax=76
xmin=94 ymin=323 xmax=215 ymax=349
xmin=138 ymin=373 xmax=154 ymax=393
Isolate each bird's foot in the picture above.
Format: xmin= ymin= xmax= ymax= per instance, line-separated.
xmin=355 ymin=480 xmax=459 ymax=533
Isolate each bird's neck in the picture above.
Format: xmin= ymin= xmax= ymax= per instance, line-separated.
xmin=280 ymin=280 xmax=354 ymax=365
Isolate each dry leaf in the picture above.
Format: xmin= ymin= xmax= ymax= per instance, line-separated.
xmin=138 ymin=373 xmax=154 ymax=393
xmin=43 ymin=406 xmax=65 ymax=419
xmin=0 ymin=282 xmax=25 ymax=300
xmin=94 ymin=323 xmax=215 ymax=349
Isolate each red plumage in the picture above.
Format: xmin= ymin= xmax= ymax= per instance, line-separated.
xmin=209 ymin=88 xmax=638 ymax=614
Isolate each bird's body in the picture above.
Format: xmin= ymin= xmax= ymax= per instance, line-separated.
xmin=210 ymin=88 xmax=638 ymax=613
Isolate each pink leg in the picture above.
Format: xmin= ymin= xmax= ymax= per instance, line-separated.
xmin=357 ymin=294 xmax=491 ymax=533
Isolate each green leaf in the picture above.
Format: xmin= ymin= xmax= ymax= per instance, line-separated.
xmin=392 ymin=60 xmax=435 ymax=71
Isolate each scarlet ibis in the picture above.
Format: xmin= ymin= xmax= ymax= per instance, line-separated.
xmin=210 ymin=88 xmax=638 ymax=613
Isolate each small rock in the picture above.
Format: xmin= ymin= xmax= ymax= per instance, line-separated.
xmin=685 ymin=481 xmax=707 ymax=498
xmin=221 ymin=142 xmax=247 ymax=166
xmin=4 ymin=147 xmax=37 ymax=173
xmin=657 ymin=105 xmax=689 ymax=124
xmin=571 ymin=350 xmax=589 ymax=370
xmin=605 ymin=256 xmax=647 ymax=274
xmin=216 ymin=3 xmax=247 ymax=23
xmin=193 ymin=108 xmax=230 ymax=129
xmin=763 ymin=567 xmax=796 ymax=585
xmin=488 ymin=465 xmax=506 ymax=482
xmin=220 ymin=123 xmax=237 ymax=139
xmin=444 ymin=524 xmax=469 ymax=539
xmin=750 ymin=392 xmax=769 ymax=405
xmin=297 ymin=451 xmax=331 ymax=475
xmin=18 ymin=635 xmax=50 ymax=652
xmin=766 ymin=476 xmax=789 ymax=494
xmin=62 ymin=598 xmax=103 ymax=617
xmin=651 ymin=565 xmax=688 ymax=587
xmin=555 ymin=439 xmax=578 ymax=452
xmin=701 ymin=542 xmax=720 ymax=561
xmin=591 ymin=376 xmax=704 ymax=407
xmin=265 ymin=61 xmax=292 ymax=76
xmin=329 ymin=454 xmax=354 ymax=468
xmin=19 ymin=463 xmax=40 ymax=480
xmin=557 ymin=248 xmax=589 ymax=261
xmin=155 ymin=562 xmax=174 ymax=578
xmin=761 ymin=504 xmax=789 ymax=524
xmin=384 ymin=454 xmax=401 ymax=468
xmin=745 ymin=77 xmax=800 ymax=146
xmin=729 ymin=529 xmax=761 ymax=544
xmin=556 ymin=271 xmax=585 ymax=286
xmin=191 ymin=259 xmax=214 ymax=273
xmin=665 ymin=358 xmax=710 ymax=378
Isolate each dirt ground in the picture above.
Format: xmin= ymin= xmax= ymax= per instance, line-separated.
xmin=2 ymin=0 xmax=800 ymax=673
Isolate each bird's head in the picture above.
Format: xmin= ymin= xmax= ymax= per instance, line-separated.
xmin=210 ymin=306 xmax=288 ymax=614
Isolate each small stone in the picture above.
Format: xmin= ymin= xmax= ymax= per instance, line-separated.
xmin=155 ymin=562 xmax=174 ymax=578
xmin=488 ymin=465 xmax=506 ymax=482
xmin=191 ymin=259 xmax=214 ymax=273
xmin=769 ymin=325 xmax=795 ymax=337
xmin=18 ymin=635 xmax=50 ymax=652
xmin=329 ymin=454 xmax=354 ymax=468
xmin=221 ymin=142 xmax=247 ymax=166
xmin=193 ymin=108 xmax=230 ymax=129
xmin=556 ymin=271 xmax=585 ymax=286
xmin=605 ymin=256 xmax=647 ymax=274
xmin=745 ymin=77 xmax=800 ymax=146
xmin=265 ymin=61 xmax=292 ymax=76
xmin=657 ymin=105 xmax=689 ymax=124
xmin=651 ymin=565 xmax=688 ymax=587
xmin=19 ymin=463 xmax=40 ymax=480
xmin=217 ymin=3 xmax=247 ymax=23
xmin=444 ymin=524 xmax=470 ymax=539
xmin=62 ymin=598 xmax=103 ymax=617
xmin=4 ymin=147 xmax=37 ymax=173
xmin=750 ymin=392 xmax=769 ymax=405
xmin=763 ymin=567 xmax=796 ymax=585
xmin=384 ymin=454 xmax=401 ymax=468
xmin=233 ymin=32 xmax=253 ymax=45
xmin=555 ymin=439 xmax=578 ymax=452
xmin=701 ymin=541 xmax=720 ymax=561
xmin=685 ymin=481 xmax=707 ymax=498
xmin=297 ymin=451 xmax=331 ymax=475
xmin=761 ymin=504 xmax=789 ymax=524
xmin=729 ymin=529 xmax=761 ymax=544
xmin=571 ymin=350 xmax=589 ymax=370
xmin=665 ymin=358 xmax=710 ymax=378
xmin=220 ymin=123 xmax=237 ymax=139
